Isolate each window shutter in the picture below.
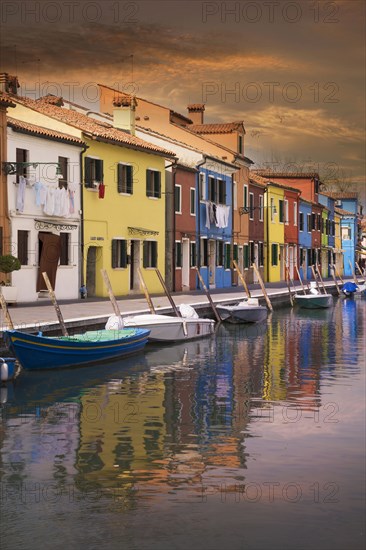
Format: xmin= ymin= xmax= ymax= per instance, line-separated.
xmin=157 ymin=172 xmax=161 ymax=198
xmin=152 ymin=241 xmax=157 ymax=267
xmin=85 ymin=157 xmax=92 ymax=187
xmin=121 ymin=240 xmax=127 ymax=268
xmin=127 ymin=165 xmax=133 ymax=194
xmin=146 ymin=170 xmax=151 ymax=197
xmin=143 ymin=241 xmax=148 ymax=267
xmin=112 ymin=239 xmax=118 ymax=268
xmin=117 ymin=164 xmax=123 ymax=193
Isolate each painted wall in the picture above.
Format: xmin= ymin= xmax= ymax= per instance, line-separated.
xmin=82 ymin=139 xmax=167 ymax=297
xmin=298 ymin=200 xmax=312 ymax=280
xmin=341 ymin=216 xmax=356 ymax=276
xmin=264 ymin=185 xmax=285 ymax=282
xmin=7 ymin=128 xmax=82 ymax=301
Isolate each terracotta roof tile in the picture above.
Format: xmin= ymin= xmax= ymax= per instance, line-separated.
xmin=189 ymin=122 xmax=245 ymax=134
xmin=187 ymin=104 xmax=205 ymax=111
xmin=7 ymin=116 xmax=86 ymax=145
xmin=7 ymin=94 xmax=175 ymax=157
xmin=0 ymin=92 xmax=16 ymax=107
xmin=323 ymin=191 xmax=359 ymax=199
xmin=254 ymin=170 xmax=320 ymax=179
xmin=335 ymin=206 xmax=356 ymax=216
xmin=249 ymin=173 xmax=267 ymax=186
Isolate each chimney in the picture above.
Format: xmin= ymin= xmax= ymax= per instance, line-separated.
xmin=112 ymin=96 xmax=138 ymax=135
xmin=0 ymin=73 xmax=19 ymax=95
xmin=187 ymin=103 xmax=205 ymax=125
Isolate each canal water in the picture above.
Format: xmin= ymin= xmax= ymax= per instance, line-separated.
xmin=1 ymin=298 xmax=365 ymax=550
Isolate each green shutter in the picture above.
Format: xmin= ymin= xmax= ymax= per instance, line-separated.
xmin=244 ymin=245 xmax=249 ymax=268
xmin=112 ymin=240 xmax=118 ymax=268
xmin=84 ymin=157 xmax=92 ymax=187
xmin=117 ymin=164 xmax=123 ymax=193
xmin=146 ymin=170 xmax=151 ymax=197
xmin=121 ymin=240 xmax=127 ymax=268
xmin=127 ymin=165 xmax=133 ymax=194
xmin=225 ymin=244 xmax=231 ymax=269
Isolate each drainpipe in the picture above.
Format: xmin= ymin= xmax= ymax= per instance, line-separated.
xmin=79 ymin=142 xmax=89 ymax=289
xmin=264 ymin=187 xmax=270 ymax=282
xmin=196 ymin=156 xmax=207 ymax=289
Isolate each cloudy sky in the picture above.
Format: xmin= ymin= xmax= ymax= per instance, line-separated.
xmin=1 ymin=0 xmax=365 ymax=202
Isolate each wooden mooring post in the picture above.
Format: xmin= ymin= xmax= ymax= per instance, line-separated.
xmin=100 ymin=269 xmax=125 ymax=323
xmin=137 ymin=268 xmax=156 ymax=314
xmin=155 ymin=269 xmax=181 ymax=317
xmin=0 ymin=290 xmax=14 ymax=330
xmin=194 ymin=267 xmax=221 ymax=322
xmin=42 ymin=272 xmax=69 ymax=336
xmin=252 ymin=263 xmax=273 ymax=311
xmin=232 ymin=260 xmax=251 ymax=298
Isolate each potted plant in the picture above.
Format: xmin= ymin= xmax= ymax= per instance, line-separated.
xmin=0 ymin=254 xmax=21 ymax=303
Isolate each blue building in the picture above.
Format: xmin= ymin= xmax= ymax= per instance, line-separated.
xmin=298 ymin=198 xmax=312 ymax=280
xmin=197 ymin=157 xmax=236 ymax=289
xmin=327 ymin=192 xmax=362 ymax=276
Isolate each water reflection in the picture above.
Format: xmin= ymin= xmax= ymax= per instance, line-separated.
xmin=1 ymin=298 xmax=365 ymax=549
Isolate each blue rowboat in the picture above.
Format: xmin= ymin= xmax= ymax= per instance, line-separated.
xmin=4 ymin=328 xmax=150 ymax=370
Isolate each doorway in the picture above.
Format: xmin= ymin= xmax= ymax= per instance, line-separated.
xmin=130 ymin=240 xmax=140 ymax=291
xmin=182 ymin=238 xmax=190 ymax=290
xmin=208 ymin=239 xmax=216 ymax=287
xmin=86 ymin=246 xmax=102 ymax=297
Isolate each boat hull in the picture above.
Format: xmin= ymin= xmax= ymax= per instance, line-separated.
xmin=123 ymin=314 xmax=215 ymax=341
xmin=216 ymin=304 xmax=268 ymax=323
xmin=4 ymin=328 xmax=150 ymax=370
xmin=1 ymin=357 xmax=19 ymax=382
xmin=295 ymin=294 xmax=333 ymax=309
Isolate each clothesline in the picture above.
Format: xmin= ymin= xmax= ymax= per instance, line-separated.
xmin=205 ymin=201 xmax=230 ymax=229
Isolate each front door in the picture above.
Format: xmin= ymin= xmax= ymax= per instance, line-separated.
xmin=253 ymin=243 xmax=259 ymax=282
xmin=209 ymin=239 xmax=216 ymax=287
xmin=86 ymin=246 xmax=98 ymax=297
xmin=37 ymin=232 xmax=61 ymax=292
xmin=130 ymin=240 xmax=140 ymax=291
xmin=182 ymin=238 xmax=190 ymax=290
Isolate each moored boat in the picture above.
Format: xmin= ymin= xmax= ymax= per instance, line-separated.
xmin=121 ymin=313 xmax=215 ymax=342
xmin=0 ymin=357 xmax=19 ymax=382
xmin=216 ymin=298 xmax=268 ymax=324
xmin=4 ymin=328 xmax=150 ymax=370
xmin=294 ymin=293 xmax=333 ymax=309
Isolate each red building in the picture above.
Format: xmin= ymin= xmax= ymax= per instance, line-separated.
xmin=283 ymin=187 xmax=301 ymax=279
xmin=174 ymin=164 xmax=198 ymax=291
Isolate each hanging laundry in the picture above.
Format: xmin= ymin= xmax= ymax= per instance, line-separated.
xmin=205 ymin=202 xmax=211 ymax=229
xmin=98 ymin=182 xmax=105 ymax=199
xmin=54 ymin=187 xmax=62 ymax=216
xmin=16 ymin=176 xmax=26 ymax=212
xmin=34 ymin=181 xmax=45 ymax=206
xmin=44 ymin=187 xmax=55 ymax=215
xmin=68 ymin=189 xmax=75 ymax=214
xmin=60 ymin=187 xmax=69 ymax=217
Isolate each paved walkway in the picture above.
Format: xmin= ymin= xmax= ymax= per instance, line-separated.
xmin=1 ymin=276 xmax=355 ymax=333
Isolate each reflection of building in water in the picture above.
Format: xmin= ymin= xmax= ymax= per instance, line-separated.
xmin=0 ymin=403 xmax=80 ymax=485
xmin=262 ymin=313 xmax=323 ymax=407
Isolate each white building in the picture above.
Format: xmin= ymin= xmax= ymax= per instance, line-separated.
xmin=6 ymin=117 xmax=86 ymax=302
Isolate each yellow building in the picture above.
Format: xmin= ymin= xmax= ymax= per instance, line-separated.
xmin=7 ymin=93 xmax=175 ymax=296
xmin=264 ymin=182 xmax=285 ymax=282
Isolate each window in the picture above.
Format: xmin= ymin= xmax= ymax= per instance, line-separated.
xmin=199 ymin=172 xmax=206 ymax=200
xmin=200 ymin=238 xmax=208 ymax=266
xmin=233 ymin=244 xmax=238 ymax=262
xmin=299 ymin=212 xmax=304 ymax=231
xmin=243 ymin=244 xmax=249 ymax=268
xmin=279 ymin=200 xmax=284 ymax=223
xmin=299 ymin=248 xmax=305 ymax=265
xmin=175 ymin=184 xmax=182 ymax=213
xmin=317 ymin=214 xmax=321 ymax=230
xmin=259 ymin=242 xmax=264 ymax=266
xmin=60 ymin=233 xmax=70 ymax=265
xmin=17 ymin=230 xmax=29 ymax=265
xmin=284 ymin=199 xmax=289 ymax=224
xmin=190 ymin=188 xmax=196 ymax=215
xmin=112 ymin=239 xmax=127 ymax=268
xmin=249 ymin=241 xmax=255 ymax=265
xmin=243 ymin=184 xmax=248 ymax=208
xmin=249 ymin=193 xmax=254 ymax=220
xmin=311 ymin=213 xmax=316 ymax=230
xmin=190 ymin=242 xmax=196 ymax=267
xmin=224 ymin=243 xmax=231 ymax=269
xmin=271 ymin=244 xmax=278 ymax=266
xmin=293 ymin=202 xmax=297 ymax=226
xmin=216 ymin=241 xmax=224 ymax=266
xmin=238 ymin=134 xmax=244 ymax=155
xmin=341 ymin=227 xmax=351 ymax=240
xmin=58 ymin=156 xmax=68 ymax=189
xmin=217 ymin=179 xmax=226 ymax=205
xmin=307 ymin=248 xmax=312 ymax=266
xmin=208 ymin=176 xmax=215 ymax=202
xmin=84 ymin=157 xmax=103 ymax=188
xmin=175 ymin=241 xmax=182 ymax=268
xmin=259 ymin=195 xmax=264 ymax=221
xmin=16 ymin=148 xmax=28 ymax=183
xmin=118 ymin=164 xmax=133 ymax=194
xmin=146 ymin=169 xmax=161 ymax=198
xmin=143 ymin=241 xmax=158 ymax=268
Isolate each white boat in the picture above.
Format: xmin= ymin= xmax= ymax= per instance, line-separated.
xmin=106 ymin=305 xmax=215 ymax=342
xmin=216 ymin=298 xmax=268 ymax=324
